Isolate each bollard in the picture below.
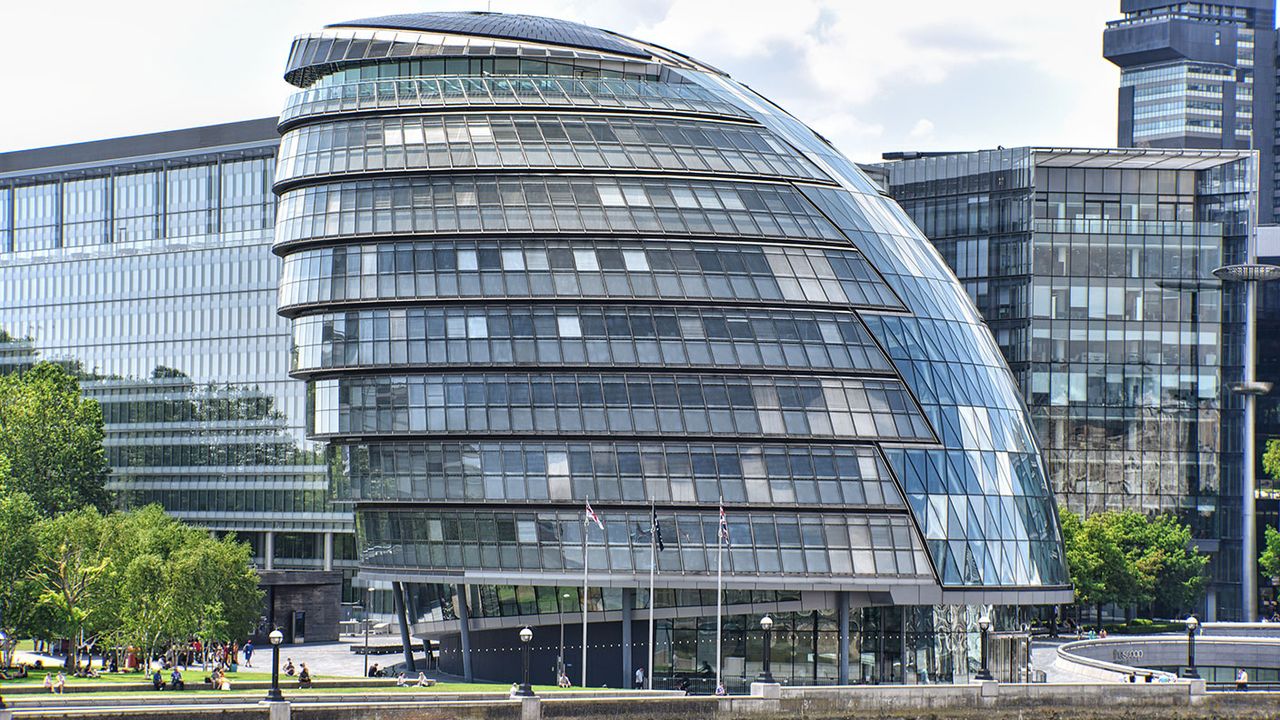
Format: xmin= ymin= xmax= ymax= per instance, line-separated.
xmin=520 ymin=695 xmax=542 ymax=720
xmin=261 ymin=699 xmax=291 ymax=720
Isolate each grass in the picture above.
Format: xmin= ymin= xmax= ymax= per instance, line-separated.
xmin=3 ymin=682 xmax=591 ymax=698
xmin=3 ymin=669 xmax=278 ymax=686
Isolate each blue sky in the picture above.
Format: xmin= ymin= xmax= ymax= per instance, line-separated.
xmin=0 ymin=0 xmax=1119 ymax=162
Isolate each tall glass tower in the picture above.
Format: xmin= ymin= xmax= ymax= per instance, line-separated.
xmin=274 ymin=12 xmax=1071 ymax=687
xmin=1104 ymin=0 xmax=1277 ymax=222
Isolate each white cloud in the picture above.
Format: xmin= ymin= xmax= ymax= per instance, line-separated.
xmin=909 ymin=119 xmax=936 ymax=140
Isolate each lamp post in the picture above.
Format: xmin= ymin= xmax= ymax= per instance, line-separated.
xmin=363 ymin=586 xmax=374 ymax=677
xmin=757 ymin=615 xmax=775 ymax=684
xmin=1213 ymin=262 xmax=1280 ymax=621
xmin=516 ymin=627 xmax=535 ymax=697
xmin=558 ymin=591 xmax=570 ymax=681
xmin=266 ymin=628 xmax=284 ymax=702
xmin=1180 ymin=615 xmax=1200 ymax=679
xmin=974 ymin=615 xmax=994 ymax=681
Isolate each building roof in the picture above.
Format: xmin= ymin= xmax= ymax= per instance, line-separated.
xmin=0 ymin=118 xmax=279 ymax=179
xmin=329 ymin=11 xmax=650 ymax=59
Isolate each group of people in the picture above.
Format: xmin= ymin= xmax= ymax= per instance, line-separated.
xmin=396 ymin=670 xmax=433 ymax=687
xmin=40 ymin=672 xmax=67 ymax=694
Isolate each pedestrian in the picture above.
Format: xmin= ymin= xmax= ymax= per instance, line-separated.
xmin=634 ymin=666 xmax=645 ymax=689
xmin=54 ymin=671 xmax=66 ymax=694
xmin=715 ymin=682 xmax=727 ymax=696
xmin=367 ymin=662 xmax=380 ymax=678
xmin=243 ymin=640 xmax=254 ymax=667
xmin=170 ymin=667 xmax=185 ymax=691
xmin=1237 ymin=668 xmax=1249 ymax=691
xmin=42 ymin=673 xmax=53 ymax=693
xmin=298 ymin=663 xmax=312 ymax=689
xmin=152 ymin=668 xmax=164 ymax=690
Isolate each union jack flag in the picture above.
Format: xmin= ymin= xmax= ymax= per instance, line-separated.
xmin=585 ymin=499 xmax=604 ymax=530
xmin=719 ymin=503 xmax=730 ymax=544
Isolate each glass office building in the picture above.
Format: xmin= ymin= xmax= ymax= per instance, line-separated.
xmin=876 ymin=147 xmax=1255 ymax=620
xmin=274 ymin=12 xmax=1072 ymax=687
xmin=1104 ymin=1 xmax=1277 ymax=222
xmin=0 ymin=120 xmax=356 ymax=590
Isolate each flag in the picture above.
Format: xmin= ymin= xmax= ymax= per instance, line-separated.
xmin=585 ymin=499 xmax=604 ymax=530
xmin=719 ymin=503 xmax=729 ymax=544
xmin=652 ymin=506 xmax=665 ymax=552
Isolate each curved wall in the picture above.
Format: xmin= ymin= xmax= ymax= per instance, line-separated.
xmin=274 ymin=12 xmax=1070 ymax=599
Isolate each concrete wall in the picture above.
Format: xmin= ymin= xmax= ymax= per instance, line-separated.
xmin=1058 ymin=636 xmax=1280 ymax=677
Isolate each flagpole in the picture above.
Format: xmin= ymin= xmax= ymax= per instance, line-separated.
xmin=647 ymin=500 xmax=656 ymax=690
xmin=715 ymin=503 xmax=724 ymax=692
xmin=582 ymin=499 xmax=590 ymax=688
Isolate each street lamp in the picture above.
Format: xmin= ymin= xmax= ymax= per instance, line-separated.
xmin=558 ymin=591 xmax=570 ymax=681
xmin=1213 ymin=261 xmax=1280 ymax=621
xmin=974 ymin=615 xmax=994 ymax=681
xmin=1180 ymin=615 xmax=1200 ymax=679
xmin=266 ymin=628 xmax=284 ymax=702
xmin=757 ymin=615 xmax=775 ymax=684
xmin=516 ymin=627 xmax=535 ymax=697
xmin=363 ymin=586 xmax=374 ymax=677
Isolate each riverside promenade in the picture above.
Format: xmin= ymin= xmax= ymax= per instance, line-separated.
xmin=7 ymin=680 xmax=1280 ymax=720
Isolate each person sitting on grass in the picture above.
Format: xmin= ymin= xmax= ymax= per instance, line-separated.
xmin=284 ymin=658 xmax=296 ymax=676
xmin=170 ymin=667 xmax=185 ymax=691
xmin=298 ymin=663 xmax=312 ymax=689
xmin=557 ymin=673 xmax=571 ymax=688
xmin=396 ymin=671 xmax=408 ymax=687
xmin=416 ymin=671 xmax=430 ymax=687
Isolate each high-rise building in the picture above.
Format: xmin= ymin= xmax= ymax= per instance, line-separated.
xmin=273 ymin=12 xmax=1071 ymax=687
xmin=875 ymin=147 xmax=1256 ymax=620
xmin=1104 ymin=1 xmax=1277 ymax=222
xmin=0 ymin=120 xmax=355 ymax=636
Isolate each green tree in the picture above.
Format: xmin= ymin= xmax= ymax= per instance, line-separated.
xmin=0 ymin=362 xmax=111 ymax=515
xmin=0 ymin=489 xmax=39 ymax=665
xmin=1060 ymin=508 xmax=1140 ymax=628
xmin=28 ymin=508 xmax=113 ymax=667
xmin=1110 ymin=511 xmax=1206 ymax=617
xmin=1263 ymin=439 xmax=1280 ymax=485
xmin=1261 ymin=525 xmax=1280 ymax=583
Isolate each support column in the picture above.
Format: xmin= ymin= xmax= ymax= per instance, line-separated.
xmin=393 ymin=581 xmax=416 ymax=672
xmin=455 ymin=583 xmax=474 ymax=682
xmin=263 ymin=531 xmax=275 ymax=571
xmin=837 ymin=592 xmax=850 ymax=685
xmin=322 ymin=532 xmax=334 ymax=572
xmin=621 ymin=588 xmax=634 ymax=689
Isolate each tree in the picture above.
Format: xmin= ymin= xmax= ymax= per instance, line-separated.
xmin=1111 ymin=512 xmax=1206 ymax=617
xmin=1261 ymin=525 xmax=1280 ymax=584
xmin=1263 ymin=439 xmax=1280 ymax=485
xmin=28 ymin=508 xmax=113 ymax=668
xmin=1060 ymin=508 xmax=1140 ymax=628
xmin=0 ymin=362 xmax=111 ymax=515
xmin=0 ymin=490 xmax=39 ymax=666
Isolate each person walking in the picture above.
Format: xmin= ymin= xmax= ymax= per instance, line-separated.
xmin=1237 ymin=668 xmax=1249 ymax=691
xmin=634 ymin=666 xmax=645 ymax=689
xmin=243 ymin=640 xmax=254 ymax=668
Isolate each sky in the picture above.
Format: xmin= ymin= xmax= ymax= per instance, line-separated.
xmin=0 ymin=0 xmax=1120 ymax=163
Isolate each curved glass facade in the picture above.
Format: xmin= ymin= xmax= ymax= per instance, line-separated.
xmin=275 ymin=9 xmax=1070 ymax=688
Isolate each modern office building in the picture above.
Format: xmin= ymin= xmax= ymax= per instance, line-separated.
xmin=875 ymin=147 xmax=1256 ymax=620
xmin=1103 ymin=1 xmax=1277 ymax=222
xmin=272 ymin=12 xmax=1072 ymax=688
xmin=0 ymin=120 xmax=355 ymax=637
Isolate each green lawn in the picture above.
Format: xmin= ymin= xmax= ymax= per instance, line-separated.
xmin=2 ymin=683 xmax=590 ymax=698
xmin=3 ymin=669 xmax=279 ymax=686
